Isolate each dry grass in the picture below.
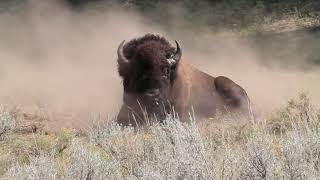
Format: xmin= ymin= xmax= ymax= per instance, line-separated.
xmin=0 ymin=92 xmax=319 ymax=179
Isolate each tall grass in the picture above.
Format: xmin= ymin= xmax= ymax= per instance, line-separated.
xmin=4 ymin=93 xmax=320 ymax=179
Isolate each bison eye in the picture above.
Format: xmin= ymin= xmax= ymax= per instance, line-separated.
xmin=166 ymin=53 xmax=173 ymax=59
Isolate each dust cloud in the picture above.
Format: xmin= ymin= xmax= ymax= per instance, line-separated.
xmin=0 ymin=0 xmax=319 ymax=131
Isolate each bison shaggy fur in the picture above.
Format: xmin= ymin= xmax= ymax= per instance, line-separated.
xmin=116 ymin=34 xmax=251 ymax=127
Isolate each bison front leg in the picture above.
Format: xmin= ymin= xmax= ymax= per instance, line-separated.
xmin=214 ymin=76 xmax=252 ymax=118
xmin=116 ymin=105 xmax=142 ymax=127
xmin=116 ymin=105 xmax=147 ymax=127
xmin=116 ymin=106 xmax=132 ymax=127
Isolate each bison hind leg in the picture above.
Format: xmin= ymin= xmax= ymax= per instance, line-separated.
xmin=214 ymin=76 xmax=251 ymax=117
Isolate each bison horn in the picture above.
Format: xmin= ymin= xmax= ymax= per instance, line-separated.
xmin=117 ymin=40 xmax=129 ymax=64
xmin=167 ymin=40 xmax=182 ymax=65
xmin=173 ymin=40 xmax=182 ymax=61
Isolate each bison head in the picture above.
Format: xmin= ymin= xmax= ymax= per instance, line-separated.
xmin=117 ymin=34 xmax=182 ymax=122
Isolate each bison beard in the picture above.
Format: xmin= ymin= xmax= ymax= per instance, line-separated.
xmin=116 ymin=34 xmax=251 ymax=127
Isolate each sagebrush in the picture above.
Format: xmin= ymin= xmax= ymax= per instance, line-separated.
xmin=2 ymin=93 xmax=320 ymax=179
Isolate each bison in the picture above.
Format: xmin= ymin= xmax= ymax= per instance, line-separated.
xmin=116 ymin=34 xmax=251 ymax=127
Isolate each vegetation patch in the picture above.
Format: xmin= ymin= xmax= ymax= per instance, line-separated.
xmin=1 ymin=93 xmax=320 ymax=179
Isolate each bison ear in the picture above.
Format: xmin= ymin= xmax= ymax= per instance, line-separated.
xmin=117 ymin=40 xmax=130 ymax=78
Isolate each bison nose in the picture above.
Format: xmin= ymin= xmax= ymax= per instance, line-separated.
xmin=145 ymin=89 xmax=160 ymax=97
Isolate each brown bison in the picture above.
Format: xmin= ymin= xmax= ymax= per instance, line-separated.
xmin=116 ymin=34 xmax=251 ymax=127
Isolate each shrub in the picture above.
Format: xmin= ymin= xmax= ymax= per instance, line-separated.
xmin=0 ymin=106 xmax=15 ymax=142
xmin=62 ymin=140 xmax=122 ymax=179
xmin=8 ymin=154 xmax=57 ymax=180
xmin=267 ymin=92 xmax=320 ymax=134
xmin=5 ymin=93 xmax=320 ymax=179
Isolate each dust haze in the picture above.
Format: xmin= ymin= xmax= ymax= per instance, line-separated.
xmin=0 ymin=1 xmax=319 ymax=131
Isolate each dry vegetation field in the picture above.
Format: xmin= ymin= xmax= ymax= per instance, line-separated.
xmin=1 ymin=0 xmax=320 ymax=179
xmin=1 ymin=92 xmax=320 ymax=179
